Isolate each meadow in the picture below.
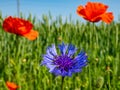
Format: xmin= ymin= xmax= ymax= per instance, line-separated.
xmin=0 ymin=13 xmax=120 ymax=90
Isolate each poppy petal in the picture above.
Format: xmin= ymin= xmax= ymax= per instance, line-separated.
xmin=77 ymin=6 xmax=90 ymax=21
xmin=6 ymin=81 xmax=19 ymax=90
xmin=77 ymin=5 xmax=86 ymax=17
xmin=101 ymin=12 xmax=114 ymax=24
xmin=86 ymin=2 xmax=108 ymax=17
xmin=90 ymin=16 xmax=101 ymax=22
xmin=23 ymin=29 xmax=39 ymax=40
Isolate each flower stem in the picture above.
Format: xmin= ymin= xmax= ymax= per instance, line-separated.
xmin=61 ymin=76 xmax=65 ymax=90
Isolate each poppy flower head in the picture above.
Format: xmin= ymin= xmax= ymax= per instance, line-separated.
xmin=6 ymin=81 xmax=19 ymax=90
xmin=41 ymin=42 xmax=88 ymax=77
xmin=3 ymin=16 xmax=38 ymax=40
xmin=77 ymin=2 xmax=114 ymax=24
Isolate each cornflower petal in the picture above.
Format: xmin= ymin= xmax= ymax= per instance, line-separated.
xmin=67 ymin=44 xmax=77 ymax=57
xmin=58 ymin=42 xmax=68 ymax=55
xmin=47 ymin=64 xmax=57 ymax=72
xmin=51 ymin=68 xmax=63 ymax=76
xmin=46 ymin=47 xmax=54 ymax=59
xmin=41 ymin=55 xmax=53 ymax=65
xmin=50 ymin=44 xmax=57 ymax=56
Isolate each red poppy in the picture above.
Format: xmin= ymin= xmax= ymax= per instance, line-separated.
xmin=6 ymin=81 xmax=19 ymax=90
xmin=2 ymin=16 xmax=38 ymax=40
xmin=77 ymin=2 xmax=114 ymax=24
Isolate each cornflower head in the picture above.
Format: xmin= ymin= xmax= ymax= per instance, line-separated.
xmin=41 ymin=42 xmax=88 ymax=77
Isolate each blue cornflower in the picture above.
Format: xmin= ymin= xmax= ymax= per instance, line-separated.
xmin=41 ymin=42 xmax=88 ymax=77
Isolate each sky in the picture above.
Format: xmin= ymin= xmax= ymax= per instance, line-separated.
xmin=0 ymin=0 xmax=120 ymax=22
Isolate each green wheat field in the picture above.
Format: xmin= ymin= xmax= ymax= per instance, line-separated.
xmin=0 ymin=13 xmax=120 ymax=90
